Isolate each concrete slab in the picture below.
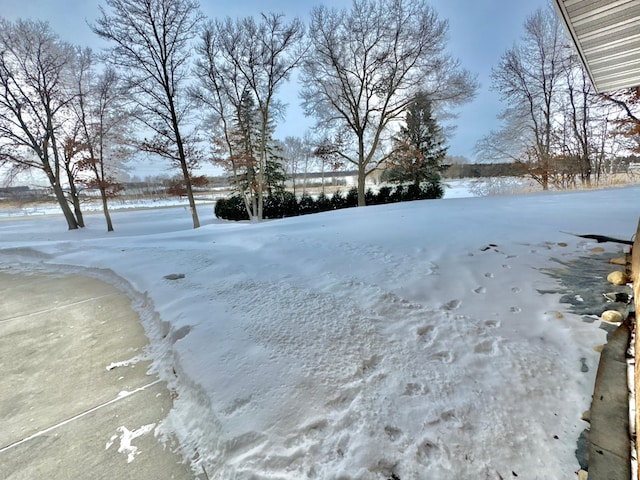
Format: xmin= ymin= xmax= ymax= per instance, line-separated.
xmin=0 ymin=271 xmax=198 ymax=479
xmin=587 ymin=319 xmax=631 ymax=479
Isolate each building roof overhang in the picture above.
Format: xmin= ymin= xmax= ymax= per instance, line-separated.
xmin=554 ymin=0 xmax=640 ymax=93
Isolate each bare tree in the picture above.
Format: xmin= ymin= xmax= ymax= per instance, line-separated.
xmin=603 ymin=87 xmax=640 ymax=155
xmin=194 ymin=13 xmax=305 ymax=220
xmin=0 ymin=18 xmax=81 ymax=229
xmin=70 ymin=49 xmax=131 ymax=232
xmin=558 ymin=51 xmax=619 ymax=187
xmin=479 ymin=7 xmax=567 ymax=190
xmin=282 ymin=135 xmax=314 ymax=196
xmin=301 ymin=0 xmax=477 ymax=206
xmin=93 ymin=0 xmax=204 ymax=228
xmin=561 ymin=53 xmax=593 ymax=186
xmin=480 ymin=6 xmax=629 ymax=190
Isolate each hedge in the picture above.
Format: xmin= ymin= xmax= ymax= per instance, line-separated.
xmin=214 ymin=182 xmax=444 ymax=221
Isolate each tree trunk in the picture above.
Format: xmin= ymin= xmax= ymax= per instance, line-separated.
xmin=357 ymin=163 xmax=366 ymax=206
xmin=251 ymin=193 xmax=258 ymax=222
xmin=179 ymin=157 xmax=200 ymax=228
xmin=51 ymin=181 xmax=79 ymax=230
xmin=99 ymin=186 xmax=114 ymax=232
xmin=581 ymin=155 xmax=592 ymax=187
xmin=42 ymin=153 xmax=79 ymax=230
xmin=71 ymin=193 xmax=85 ymax=228
xmin=302 ymin=154 xmax=308 ymax=195
xmin=67 ymin=180 xmax=85 ymax=228
xmin=357 ymin=135 xmax=367 ymax=206
xmin=258 ymin=167 xmax=264 ymax=221
xmin=169 ymin=93 xmax=200 ymax=229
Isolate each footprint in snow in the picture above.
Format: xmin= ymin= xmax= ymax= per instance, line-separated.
xmin=474 ymin=339 xmax=498 ymax=354
xmin=430 ymin=350 xmax=455 ymax=364
xmin=416 ymin=325 xmax=436 ymax=348
xmin=442 ymin=299 xmax=461 ymax=310
xmin=416 ymin=438 xmax=451 ymax=468
xmin=403 ymin=382 xmax=429 ymax=396
xmin=384 ymin=425 xmax=402 ymax=442
xmin=474 ymin=286 xmax=487 ymax=294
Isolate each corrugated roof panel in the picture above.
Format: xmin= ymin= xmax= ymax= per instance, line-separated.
xmin=590 ymin=51 xmax=640 ymax=71
xmin=582 ymin=29 xmax=638 ymax=50
xmin=555 ymin=0 xmax=640 ymax=92
xmin=568 ymin=0 xmax=635 ymax=23
xmin=576 ymin=4 xmax=640 ymax=36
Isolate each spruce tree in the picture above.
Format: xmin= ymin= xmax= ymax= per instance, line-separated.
xmin=387 ymin=92 xmax=448 ymax=189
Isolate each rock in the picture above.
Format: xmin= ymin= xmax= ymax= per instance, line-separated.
xmin=607 ymin=271 xmax=629 ymax=285
xmin=603 ymin=292 xmax=630 ymax=304
xmin=557 ymin=242 xmax=568 ymax=247
xmin=578 ymin=469 xmax=588 ymax=480
xmin=593 ymin=344 xmax=603 ymax=352
xmin=610 ymin=257 xmax=627 ymax=266
xmin=601 ymin=310 xmax=623 ymax=323
xmin=581 ymin=410 xmax=591 ymax=423
xmin=591 ymin=247 xmax=605 ymax=253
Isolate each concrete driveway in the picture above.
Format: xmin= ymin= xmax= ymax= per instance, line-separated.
xmin=0 ymin=270 xmax=197 ymax=479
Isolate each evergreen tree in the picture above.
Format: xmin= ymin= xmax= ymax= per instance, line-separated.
xmin=235 ymin=88 xmax=259 ymax=192
xmin=223 ymin=89 xmax=287 ymax=214
xmin=265 ymin=139 xmax=287 ymax=197
xmin=386 ymin=92 xmax=448 ymax=187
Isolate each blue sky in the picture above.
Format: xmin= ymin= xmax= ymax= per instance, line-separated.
xmin=0 ymin=0 xmax=550 ymax=162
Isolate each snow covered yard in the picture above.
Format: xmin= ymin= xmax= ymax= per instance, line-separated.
xmin=1 ymin=186 xmax=638 ymax=479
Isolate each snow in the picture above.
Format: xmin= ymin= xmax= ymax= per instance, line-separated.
xmin=1 ymin=185 xmax=638 ymax=479
xmin=106 ymin=423 xmax=157 ymax=463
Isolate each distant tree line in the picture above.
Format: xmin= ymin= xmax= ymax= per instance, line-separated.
xmin=444 ymin=163 xmax=527 ymax=179
xmin=444 ymin=156 xmax=640 ymax=180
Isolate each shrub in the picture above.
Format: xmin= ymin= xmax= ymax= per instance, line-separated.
xmin=376 ymin=186 xmax=392 ymax=204
xmin=299 ymin=193 xmax=318 ymax=214
xmin=422 ymin=180 xmax=444 ymax=199
xmin=346 ymin=187 xmax=359 ymax=207
xmin=214 ymin=181 xmax=444 ymax=221
xmin=262 ymin=194 xmax=281 ymax=219
xmin=406 ymin=183 xmax=422 ymax=201
xmin=391 ymin=185 xmax=404 ymax=202
xmin=263 ymin=192 xmax=300 ymax=219
xmin=281 ymin=191 xmax=300 ymax=217
xmin=316 ymin=192 xmax=331 ymax=212
xmin=214 ymin=195 xmax=249 ymax=221
xmin=330 ymin=190 xmax=348 ymax=210
xmin=365 ymin=188 xmax=377 ymax=205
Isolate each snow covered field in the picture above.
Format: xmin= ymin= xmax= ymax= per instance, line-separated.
xmin=1 ymin=186 xmax=638 ymax=479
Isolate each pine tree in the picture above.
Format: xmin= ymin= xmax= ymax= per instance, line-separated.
xmin=386 ymin=92 xmax=448 ymax=188
xmin=265 ymin=139 xmax=287 ymax=197
xmin=220 ymin=89 xmax=288 ymax=218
